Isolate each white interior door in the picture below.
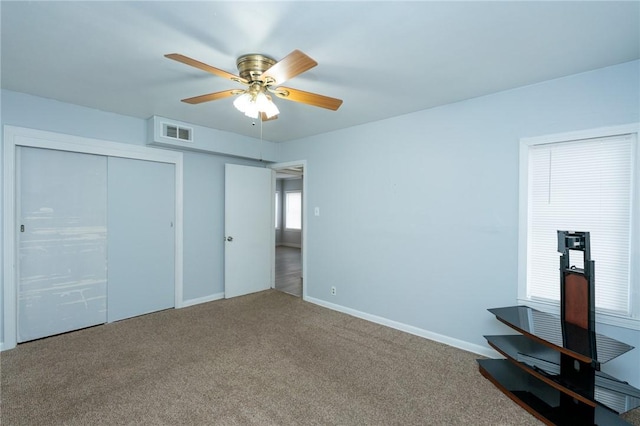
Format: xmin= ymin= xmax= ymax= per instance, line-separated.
xmin=224 ymin=164 xmax=274 ymax=298
xmin=107 ymin=157 xmax=176 ymax=322
xmin=17 ymin=147 xmax=108 ymax=342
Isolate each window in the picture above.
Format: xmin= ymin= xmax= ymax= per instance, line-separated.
xmin=519 ymin=125 xmax=639 ymax=329
xmin=285 ymin=191 xmax=302 ymax=230
xmin=275 ymin=192 xmax=280 ymax=228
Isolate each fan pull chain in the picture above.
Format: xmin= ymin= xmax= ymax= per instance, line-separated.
xmin=260 ymin=117 xmax=264 ymax=162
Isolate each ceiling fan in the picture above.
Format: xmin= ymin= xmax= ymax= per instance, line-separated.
xmin=165 ymin=49 xmax=343 ymax=121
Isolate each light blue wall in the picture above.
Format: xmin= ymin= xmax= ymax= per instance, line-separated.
xmin=147 ymin=115 xmax=278 ymax=161
xmin=182 ymin=151 xmax=264 ymax=300
xmin=0 ymin=90 xmax=147 ymax=145
xmin=0 ymin=90 xmax=266 ymax=333
xmin=278 ymin=60 xmax=640 ymax=386
xmin=2 ymin=60 xmax=639 ymax=387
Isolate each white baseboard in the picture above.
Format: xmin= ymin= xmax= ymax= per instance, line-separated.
xmin=0 ymin=293 xmax=226 ymax=352
xmin=306 ymin=296 xmax=500 ymax=359
xmin=181 ymin=292 xmax=225 ymax=308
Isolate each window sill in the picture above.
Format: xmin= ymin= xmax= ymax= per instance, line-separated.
xmin=517 ymin=298 xmax=640 ymax=331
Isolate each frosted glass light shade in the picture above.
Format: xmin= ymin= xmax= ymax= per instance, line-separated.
xmin=233 ymin=93 xmax=253 ymax=112
xmin=260 ymin=94 xmax=280 ymax=118
xmin=243 ymin=102 xmax=260 ymax=119
xmin=233 ymin=89 xmax=279 ymax=119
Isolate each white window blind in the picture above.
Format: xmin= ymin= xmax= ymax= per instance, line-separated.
xmin=285 ymin=191 xmax=302 ymax=230
xmin=527 ymin=134 xmax=635 ymax=316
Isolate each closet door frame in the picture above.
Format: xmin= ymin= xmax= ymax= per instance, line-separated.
xmin=2 ymin=125 xmax=184 ymax=350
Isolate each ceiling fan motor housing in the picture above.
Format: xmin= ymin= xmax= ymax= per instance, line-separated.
xmin=236 ymin=54 xmax=276 ymax=83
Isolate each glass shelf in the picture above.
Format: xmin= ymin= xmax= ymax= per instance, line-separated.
xmin=489 ymin=305 xmax=633 ymax=365
xmin=478 ymin=359 xmax=633 ymax=426
xmin=480 ymin=305 xmax=638 ymax=425
xmin=485 ymin=334 xmax=640 ymax=414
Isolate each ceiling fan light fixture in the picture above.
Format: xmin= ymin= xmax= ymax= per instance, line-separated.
xmin=233 ymin=92 xmax=253 ymax=113
xmin=256 ymin=92 xmax=279 ymax=118
xmin=244 ymin=105 xmax=260 ymax=119
xmin=167 ymin=50 xmax=342 ymax=118
xmin=233 ymin=86 xmax=279 ymax=119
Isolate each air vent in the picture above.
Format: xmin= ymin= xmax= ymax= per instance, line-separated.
xmin=162 ymin=123 xmax=192 ymax=142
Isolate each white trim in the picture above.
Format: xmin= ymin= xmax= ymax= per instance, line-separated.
xmin=275 ymin=190 xmax=280 ymax=230
xmin=2 ymin=137 xmax=17 ymax=350
xmin=520 ymin=124 xmax=640 ymax=147
xmin=181 ymin=292 xmax=225 ymax=308
xmin=270 ymin=160 xmax=308 ymax=300
xmin=2 ymin=125 xmax=184 ymax=350
xmin=306 ymin=296 xmax=500 ymax=359
xmin=271 ymin=169 xmax=276 ymax=289
xmin=518 ymin=123 xmax=640 ymax=330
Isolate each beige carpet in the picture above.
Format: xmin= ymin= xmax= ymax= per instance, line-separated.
xmin=1 ymin=290 xmax=638 ymax=425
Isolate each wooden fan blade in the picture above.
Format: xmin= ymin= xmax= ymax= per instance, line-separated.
xmin=274 ymin=87 xmax=343 ymax=111
xmin=181 ymin=89 xmax=240 ymax=104
xmin=260 ymin=112 xmax=278 ymax=121
xmin=165 ymin=53 xmax=248 ymax=84
xmin=262 ymin=50 xmax=317 ymax=85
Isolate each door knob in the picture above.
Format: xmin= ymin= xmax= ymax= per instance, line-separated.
xmin=226 ymin=236 xmax=233 ymax=242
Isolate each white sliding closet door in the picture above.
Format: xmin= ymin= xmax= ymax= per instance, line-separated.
xmin=17 ymin=147 xmax=108 ymax=342
xmin=107 ymin=157 xmax=175 ymax=322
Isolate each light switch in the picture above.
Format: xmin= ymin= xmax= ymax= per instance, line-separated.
xmin=314 ymin=207 xmax=320 ymax=216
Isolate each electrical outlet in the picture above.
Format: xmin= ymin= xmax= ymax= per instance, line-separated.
xmin=330 ymin=286 xmax=336 ymax=296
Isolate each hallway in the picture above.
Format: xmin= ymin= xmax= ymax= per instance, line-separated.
xmin=274 ymin=246 xmax=302 ymax=297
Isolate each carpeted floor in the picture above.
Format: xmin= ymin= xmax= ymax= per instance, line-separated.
xmin=1 ymin=290 xmax=638 ymax=425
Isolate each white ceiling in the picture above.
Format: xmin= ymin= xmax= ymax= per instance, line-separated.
xmin=1 ymin=1 xmax=638 ymax=143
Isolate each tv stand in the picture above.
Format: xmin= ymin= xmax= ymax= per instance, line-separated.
xmin=478 ymin=305 xmax=640 ymax=425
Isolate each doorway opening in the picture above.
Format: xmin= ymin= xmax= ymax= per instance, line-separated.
xmin=272 ymin=162 xmax=305 ymax=298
